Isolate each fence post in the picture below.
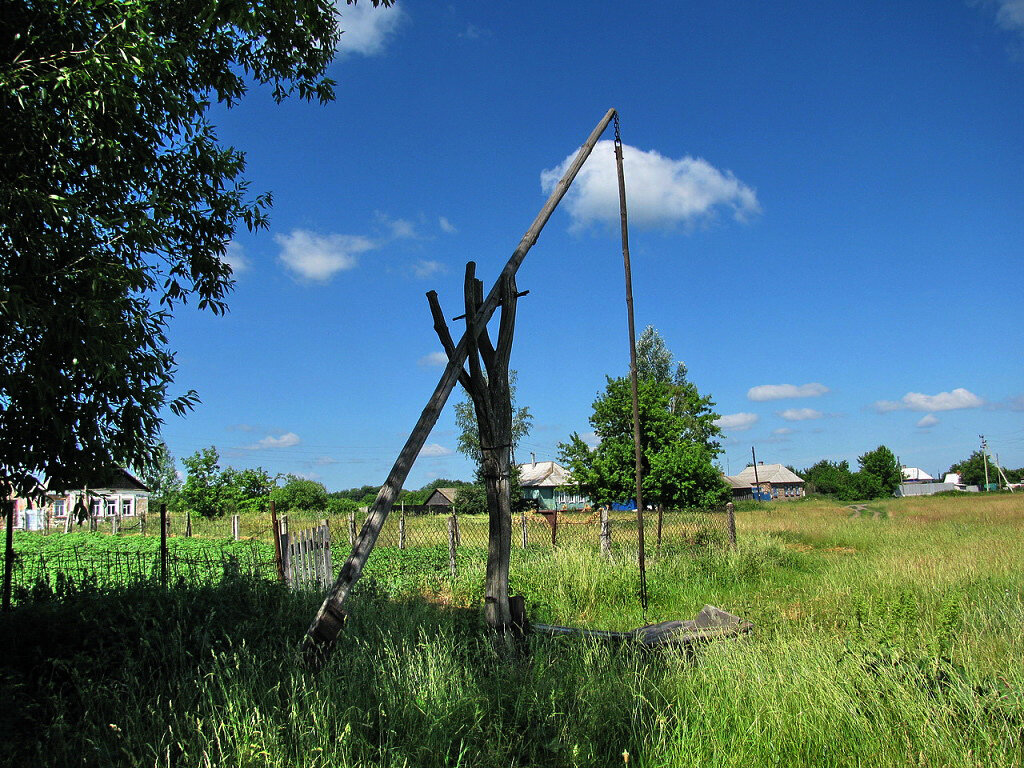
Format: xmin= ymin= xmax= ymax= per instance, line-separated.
xmin=726 ymin=502 xmax=737 ymax=549
xmin=399 ymin=507 xmax=406 ymax=550
xmin=185 ymin=508 xmax=192 ymax=538
xmin=320 ymin=519 xmax=332 ymax=588
xmin=270 ymin=501 xmax=282 ymax=581
xmin=453 ymin=511 xmax=461 ymax=546
xmin=280 ymin=514 xmax=291 ymax=586
xmin=348 ymin=510 xmax=356 ymax=547
xmin=159 ymin=503 xmax=168 ymax=587
xmin=656 ymin=506 xmax=664 ymax=551
xmin=231 ymin=514 xmax=240 ymax=541
xmin=521 ymin=508 xmax=528 ymax=549
xmin=600 ymin=507 xmax=611 ymax=558
xmin=2 ymin=500 xmax=14 ymax=612
xmin=448 ymin=513 xmax=458 ymax=579
xmin=551 ymin=509 xmax=558 ymax=547
xmin=140 ymin=508 xmax=146 ymax=536
xmin=111 ymin=515 xmax=119 ymax=536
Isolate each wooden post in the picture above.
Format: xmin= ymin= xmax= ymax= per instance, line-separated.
xmin=64 ymin=497 xmax=73 ymax=534
xmin=2 ymin=500 xmax=14 ymax=612
xmin=452 ymin=510 xmax=461 ymax=546
xmin=656 ymin=506 xmax=664 ymax=551
xmin=231 ymin=514 xmax=240 ymax=541
xmin=551 ymin=508 xmax=558 ymax=547
xmin=185 ymin=507 xmax=192 ymax=538
xmin=111 ymin=515 xmax=119 ymax=536
xmin=302 ymin=110 xmax=619 ymax=665
xmin=159 ymin=503 xmax=168 ymax=587
xmin=521 ymin=508 xmax=528 ymax=549
xmin=280 ymin=515 xmax=292 ymax=585
xmin=270 ymin=501 xmax=285 ymax=583
xmin=600 ymin=507 xmax=611 ymax=558
xmin=398 ymin=508 xmax=406 ymax=550
xmin=726 ymin=502 xmax=737 ymax=549
xmin=140 ymin=508 xmax=146 ymax=536
xmin=448 ymin=513 xmax=458 ymax=579
xmin=348 ymin=511 xmax=356 ymax=547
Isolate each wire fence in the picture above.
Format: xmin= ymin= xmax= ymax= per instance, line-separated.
xmin=4 ymin=504 xmax=736 ymax=606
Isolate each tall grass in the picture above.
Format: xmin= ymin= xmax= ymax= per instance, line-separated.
xmin=1 ymin=494 xmax=1021 ymax=767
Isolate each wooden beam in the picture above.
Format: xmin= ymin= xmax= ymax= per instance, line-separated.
xmin=301 ymin=109 xmax=619 ymax=668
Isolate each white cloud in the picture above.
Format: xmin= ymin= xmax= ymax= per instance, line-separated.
xmin=714 ymin=412 xmax=759 ymax=431
xmin=275 ymin=229 xmax=374 ymax=282
xmin=747 ymin=382 xmax=829 ymax=401
xmin=222 ymin=241 xmax=250 ymax=274
xmin=376 ymin=212 xmax=419 ymax=240
xmin=540 ymin=140 xmax=760 ymax=231
xmin=772 ymin=427 xmax=794 ymax=436
xmin=993 ymin=0 xmax=1024 ymax=33
xmin=459 ymin=23 xmax=488 ymax=40
xmin=335 ymin=1 xmax=405 ymax=57
xmin=916 ymin=414 xmax=939 ymax=428
xmin=412 ymin=259 xmax=445 ymax=279
xmin=874 ymin=387 xmax=984 ymax=413
xmin=418 ymin=351 xmax=448 ymax=367
xmin=902 ymin=388 xmax=984 ymax=412
xmin=244 ymin=432 xmax=301 ymax=450
xmin=439 ymin=216 xmax=458 ymax=234
xmin=419 ymin=443 xmax=453 ymax=457
xmin=778 ymin=408 xmax=823 ymax=421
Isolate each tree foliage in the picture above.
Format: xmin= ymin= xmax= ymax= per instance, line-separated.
xmin=857 ymin=445 xmax=901 ymax=497
xmin=559 ymin=328 xmax=727 ymax=509
xmin=0 ymin=0 xmax=391 ymax=498
xmin=800 ymin=445 xmax=901 ymax=500
xmin=141 ymin=442 xmax=182 ymax=509
xmin=454 ymin=370 xmax=533 ymax=477
xmin=179 ymin=446 xmax=276 ymax=517
xmin=948 ymin=451 xmax=995 ymax=488
xmin=271 ymin=475 xmax=329 ymax=513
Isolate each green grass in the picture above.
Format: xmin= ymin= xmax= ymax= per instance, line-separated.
xmin=1 ymin=494 xmax=1022 ymax=766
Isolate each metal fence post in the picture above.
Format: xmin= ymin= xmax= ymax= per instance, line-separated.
xmin=231 ymin=514 xmax=240 ymax=541
xmin=399 ymin=507 xmax=406 ymax=550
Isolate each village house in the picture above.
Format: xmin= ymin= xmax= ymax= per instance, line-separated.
xmin=423 ymin=487 xmax=459 ymax=510
xmin=11 ymin=468 xmax=151 ymax=530
xmin=724 ymin=462 xmax=805 ymax=501
xmin=518 ymin=460 xmax=589 ymax=511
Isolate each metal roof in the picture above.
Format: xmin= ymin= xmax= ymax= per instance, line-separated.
xmin=517 ymin=460 xmax=571 ymax=488
xmin=901 ymin=467 xmax=934 ymax=481
xmin=729 ymin=463 xmax=804 ymax=485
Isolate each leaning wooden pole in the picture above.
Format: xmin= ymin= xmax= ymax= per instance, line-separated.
xmin=302 ymin=109 xmax=619 ymax=667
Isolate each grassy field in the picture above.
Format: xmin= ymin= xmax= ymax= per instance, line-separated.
xmin=1 ymin=493 xmax=1021 ymax=767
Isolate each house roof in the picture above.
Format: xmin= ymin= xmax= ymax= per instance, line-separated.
xmin=943 ymin=473 xmax=962 ymax=485
xmin=517 ymin=460 xmax=571 ymax=488
xmin=901 ymin=467 xmax=934 ymax=482
xmin=48 ymin=467 xmax=152 ymax=494
xmin=729 ymin=463 xmax=804 ymax=485
xmin=425 ymin=487 xmax=459 ymax=504
xmin=722 ymin=475 xmax=751 ymax=489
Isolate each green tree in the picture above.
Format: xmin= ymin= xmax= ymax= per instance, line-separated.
xmin=454 ymin=484 xmax=489 ymax=516
xmin=857 ymin=445 xmax=901 ymax=497
xmin=180 ymin=447 xmax=230 ymax=518
xmin=454 ymin=370 xmax=533 ymax=477
xmin=271 ymin=475 xmax=329 ymax=512
xmin=948 ymin=451 xmax=1003 ymax=488
xmin=222 ymin=466 xmax=276 ymax=514
xmin=0 ymin=0 xmax=392 ymax=499
xmin=141 ymin=442 xmax=182 ymax=510
xmin=559 ymin=329 xmax=727 ymax=509
xmin=801 ymin=459 xmax=854 ymax=497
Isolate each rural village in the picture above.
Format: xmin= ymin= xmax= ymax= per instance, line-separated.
xmin=2 ymin=2 xmax=1022 ymax=767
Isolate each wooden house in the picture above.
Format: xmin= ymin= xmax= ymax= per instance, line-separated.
xmin=725 ymin=463 xmax=804 ymax=500
xmin=12 ymin=468 xmax=151 ymax=530
xmin=518 ymin=460 xmax=589 ymax=511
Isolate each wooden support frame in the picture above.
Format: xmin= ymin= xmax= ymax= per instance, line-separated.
xmin=302 ymin=109 xmax=619 ymax=668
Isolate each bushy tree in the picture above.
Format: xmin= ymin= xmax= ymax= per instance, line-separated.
xmin=454 ymin=484 xmax=489 ymax=516
xmin=0 ymin=0 xmax=392 ymax=499
xmin=948 ymin=451 xmax=994 ymax=488
xmin=857 ymin=445 xmax=901 ymax=497
xmin=271 ymin=475 xmax=329 ymax=512
xmin=802 ymin=459 xmax=854 ymax=496
xmin=180 ymin=447 xmax=229 ymax=518
xmin=141 ymin=442 xmax=182 ymax=510
xmin=559 ymin=328 xmax=727 ymax=509
xmin=222 ymin=467 xmax=276 ymax=514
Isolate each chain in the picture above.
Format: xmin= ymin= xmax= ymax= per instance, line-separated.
xmin=613 ymin=111 xmax=622 ymax=147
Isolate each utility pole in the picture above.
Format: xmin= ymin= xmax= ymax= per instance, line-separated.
xmin=751 ymin=446 xmax=761 ymax=498
xmin=980 ymin=435 xmax=990 ymax=491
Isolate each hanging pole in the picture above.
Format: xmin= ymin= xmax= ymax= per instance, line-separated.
xmin=614 ymin=113 xmax=647 ymax=615
xmin=302 ymin=109 xmax=620 ymax=667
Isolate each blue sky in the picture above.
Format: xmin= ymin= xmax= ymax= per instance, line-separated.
xmin=160 ymin=0 xmax=1024 ymax=489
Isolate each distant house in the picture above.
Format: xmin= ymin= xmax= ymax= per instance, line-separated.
xmin=518 ymin=460 xmax=589 ymax=511
xmin=424 ymin=487 xmax=459 ymax=510
xmin=12 ymin=468 xmax=151 ymax=530
xmin=725 ymin=463 xmax=805 ymax=501
xmin=901 ymin=467 xmax=934 ymax=483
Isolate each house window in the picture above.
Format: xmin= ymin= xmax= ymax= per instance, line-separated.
xmin=106 ymin=498 xmax=118 ymax=517
xmin=53 ymin=499 xmax=66 ymax=517
xmin=90 ymin=499 xmax=102 ymax=517
xmin=121 ymin=498 xmax=133 ymax=517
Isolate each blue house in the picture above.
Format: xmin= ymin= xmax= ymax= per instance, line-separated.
xmin=518 ymin=460 xmax=590 ymax=511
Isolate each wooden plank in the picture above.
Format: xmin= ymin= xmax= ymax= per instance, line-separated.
xmin=302 ymin=109 xmax=619 ymax=666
